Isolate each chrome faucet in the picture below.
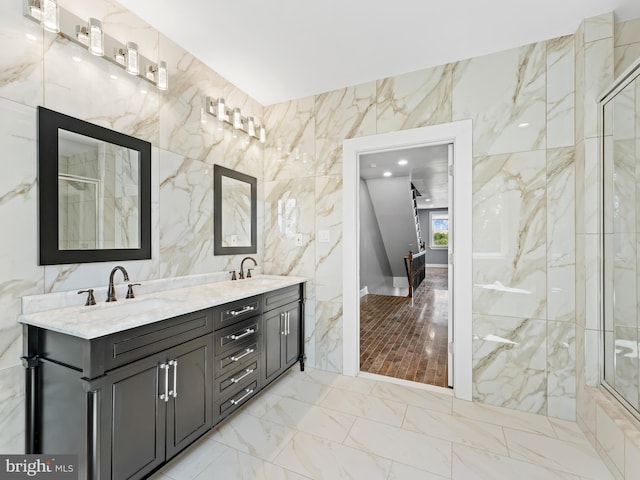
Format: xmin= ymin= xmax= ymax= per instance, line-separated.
xmin=239 ymin=257 xmax=258 ymax=279
xmin=106 ymin=266 xmax=130 ymax=302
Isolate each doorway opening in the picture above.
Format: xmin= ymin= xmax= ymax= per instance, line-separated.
xmin=342 ymin=121 xmax=473 ymax=401
xmin=358 ymin=144 xmax=452 ymax=388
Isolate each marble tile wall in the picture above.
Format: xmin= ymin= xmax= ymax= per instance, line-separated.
xmin=0 ymin=0 xmax=265 ymax=452
xmin=614 ymin=17 xmax=640 ymax=78
xmin=264 ymin=27 xmax=577 ymax=420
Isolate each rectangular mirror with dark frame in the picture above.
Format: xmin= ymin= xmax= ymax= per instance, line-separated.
xmin=38 ymin=106 xmax=151 ymax=265
xmin=214 ymin=165 xmax=257 ymax=255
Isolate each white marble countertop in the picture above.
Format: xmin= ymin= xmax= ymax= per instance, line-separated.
xmin=19 ymin=275 xmax=307 ymax=340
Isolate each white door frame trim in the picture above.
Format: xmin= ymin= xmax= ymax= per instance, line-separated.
xmin=342 ymin=120 xmax=473 ymax=401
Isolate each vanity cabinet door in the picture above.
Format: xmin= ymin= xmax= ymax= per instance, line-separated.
xmin=165 ymin=336 xmax=213 ymax=460
xmin=109 ymin=353 xmax=167 ymax=480
xmin=283 ymin=303 xmax=300 ymax=368
xmin=263 ymin=302 xmax=301 ymax=383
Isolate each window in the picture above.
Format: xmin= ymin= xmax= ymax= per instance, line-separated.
xmin=429 ymin=211 xmax=448 ymax=249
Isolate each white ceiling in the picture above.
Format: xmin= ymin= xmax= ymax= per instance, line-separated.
xmin=360 ymin=145 xmax=450 ymax=210
xmin=115 ymin=0 xmax=640 ymax=106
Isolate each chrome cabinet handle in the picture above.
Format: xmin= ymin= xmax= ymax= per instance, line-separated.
xmin=230 ymin=305 xmax=255 ymax=316
xmin=230 ymin=388 xmax=254 ymax=405
xmin=169 ymin=359 xmax=178 ymax=398
xmin=230 ymin=368 xmax=255 ymax=384
xmin=229 ymin=328 xmax=255 ymax=340
xmin=159 ymin=363 xmax=169 ymax=402
xmin=286 ymin=311 xmax=290 ymax=335
xmin=230 ymin=348 xmax=254 ymax=362
xmin=280 ymin=312 xmax=286 ymax=335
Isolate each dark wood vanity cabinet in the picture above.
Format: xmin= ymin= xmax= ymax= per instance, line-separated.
xmin=23 ymin=282 xmax=305 ymax=480
xmin=24 ymin=309 xmax=214 ymax=480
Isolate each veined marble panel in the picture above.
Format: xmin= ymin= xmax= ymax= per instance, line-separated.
xmin=263 ymin=178 xmax=316 ymax=277
xmin=313 ymin=300 xmax=342 ymax=373
xmin=0 ymin=100 xmax=42 ymax=369
xmin=315 ymin=81 xmax=376 ymax=176
xmin=0 ymin=366 xmax=25 ymax=454
xmin=614 ymin=17 xmax=640 ymax=47
xmin=574 ymin=46 xmax=585 ymax=145
xmin=585 ymin=234 xmax=603 ymax=332
xmin=584 ymin=327 xmax=600 ymax=387
xmin=582 ymin=137 xmax=601 ymax=235
xmin=584 ymin=12 xmax=614 ymax=43
xmin=546 ymin=36 xmax=575 ymax=149
xmin=0 ymin=1 xmax=43 ymax=106
xmin=547 ymin=147 xmax=575 ymax=322
xmin=376 ymin=64 xmax=453 ymax=134
xmin=583 ymin=38 xmax=614 ymax=140
xmin=472 ymin=150 xmax=546 ymax=320
xmin=615 ymin=44 xmax=640 ymax=81
xmin=158 ymin=35 xmax=224 ymax=164
xmin=43 ymin=36 xmax=160 ymax=145
xmin=315 ymin=176 xmax=342 ymax=293
xmin=263 ymin=97 xmax=315 ymax=181
xmin=158 ymin=150 xmax=215 ymax=277
xmin=547 ymin=321 xmax=576 ymax=420
xmin=472 ymin=314 xmax=546 ymax=414
xmin=452 ymin=43 xmax=546 ymax=156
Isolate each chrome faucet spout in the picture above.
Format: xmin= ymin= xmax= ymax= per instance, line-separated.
xmin=107 ymin=266 xmax=130 ymax=302
xmin=239 ymin=257 xmax=258 ymax=280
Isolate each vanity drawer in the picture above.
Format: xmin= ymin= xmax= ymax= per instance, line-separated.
xmin=263 ymin=285 xmax=302 ymax=312
xmin=212 ymin=296 xmax=262 ymax=330
xmin=214 ymin=316 xmax=261 ymax=357
xmin=215 ymin=342 xmax=258 ymax=379
xmin=216 ymin=377 xmax=259 ymax=423
xmin=215 ymin=358 xmax=260 ymax=397
xmin=104 ymin=309 xmax=213 ymax=371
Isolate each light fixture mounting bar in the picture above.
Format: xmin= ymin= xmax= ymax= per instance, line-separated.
xmin=23 ymin=1 xmax=167 ymax=91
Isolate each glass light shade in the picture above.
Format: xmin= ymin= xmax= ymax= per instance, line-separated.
xmin=259 ymin=125 xmax=266 ymax=143
xmin=125 ymin=42 xmax=139 ymax=75
xmin=41 ymin=0 xmax=59 ymax=33
xmin=156 ymin=61 xmax=168 ymax=90
xmin=233 ymin=108 xmax=242 ymax=129
xmin=247 ymin=117 xmax=256 ymax=137
xmin=89 ymin=18 xmax=104 ymax=56
xmin=216 ymin=98 xmax=226 ymax=120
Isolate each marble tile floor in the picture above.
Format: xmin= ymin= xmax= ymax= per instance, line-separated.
xmin=149 ymin=367 xmax=613 ymax=480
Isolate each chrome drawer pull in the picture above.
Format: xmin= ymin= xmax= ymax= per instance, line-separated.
xmin=230 ymin=305 xmax=255 ymax=316
xmin=230 ymin=348 xmax=254 ymax=362
xmin=169 ymin=359 xmax=178 ymax=398
xmin=229 ymin=328 xmax=255 ymax=341
xmin=159 ymin=363 xmax=169 ymax=402
xmin=230 ymin=388 xmax=254 ymax=405
xmin=230 ymin=368 xmax=255 ymax=384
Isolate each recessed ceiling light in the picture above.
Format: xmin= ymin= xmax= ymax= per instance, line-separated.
xmin=383 ymin=171 xmax=392 ymax=177
xmin=425 ymin=198 xmax=431 ymax=202
xmin=398 ymin=159 xmax=408 ymax=166
xmin=518 ymin=122 xmax=529 ymax=128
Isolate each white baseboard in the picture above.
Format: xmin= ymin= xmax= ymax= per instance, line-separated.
xmin=426 ymin=264 xmax=448 ymax=268
xmin=359 ymin=286 xmax=368 ymax=297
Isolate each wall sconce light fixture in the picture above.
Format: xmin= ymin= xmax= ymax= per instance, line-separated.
xmin=205 ymin=97 xmax=266 ymax=143
xmin=23 ymin=0 xmax=169 ymax=92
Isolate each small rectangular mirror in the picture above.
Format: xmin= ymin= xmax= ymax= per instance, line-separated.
xmin=38 ymin=107 xmax=151 ymax=265
xmin=214 ymin=165 xmax=257 ymax=255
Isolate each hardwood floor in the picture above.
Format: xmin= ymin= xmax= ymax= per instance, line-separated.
xmin=360 ymin=268 xmax=449 ymax=388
